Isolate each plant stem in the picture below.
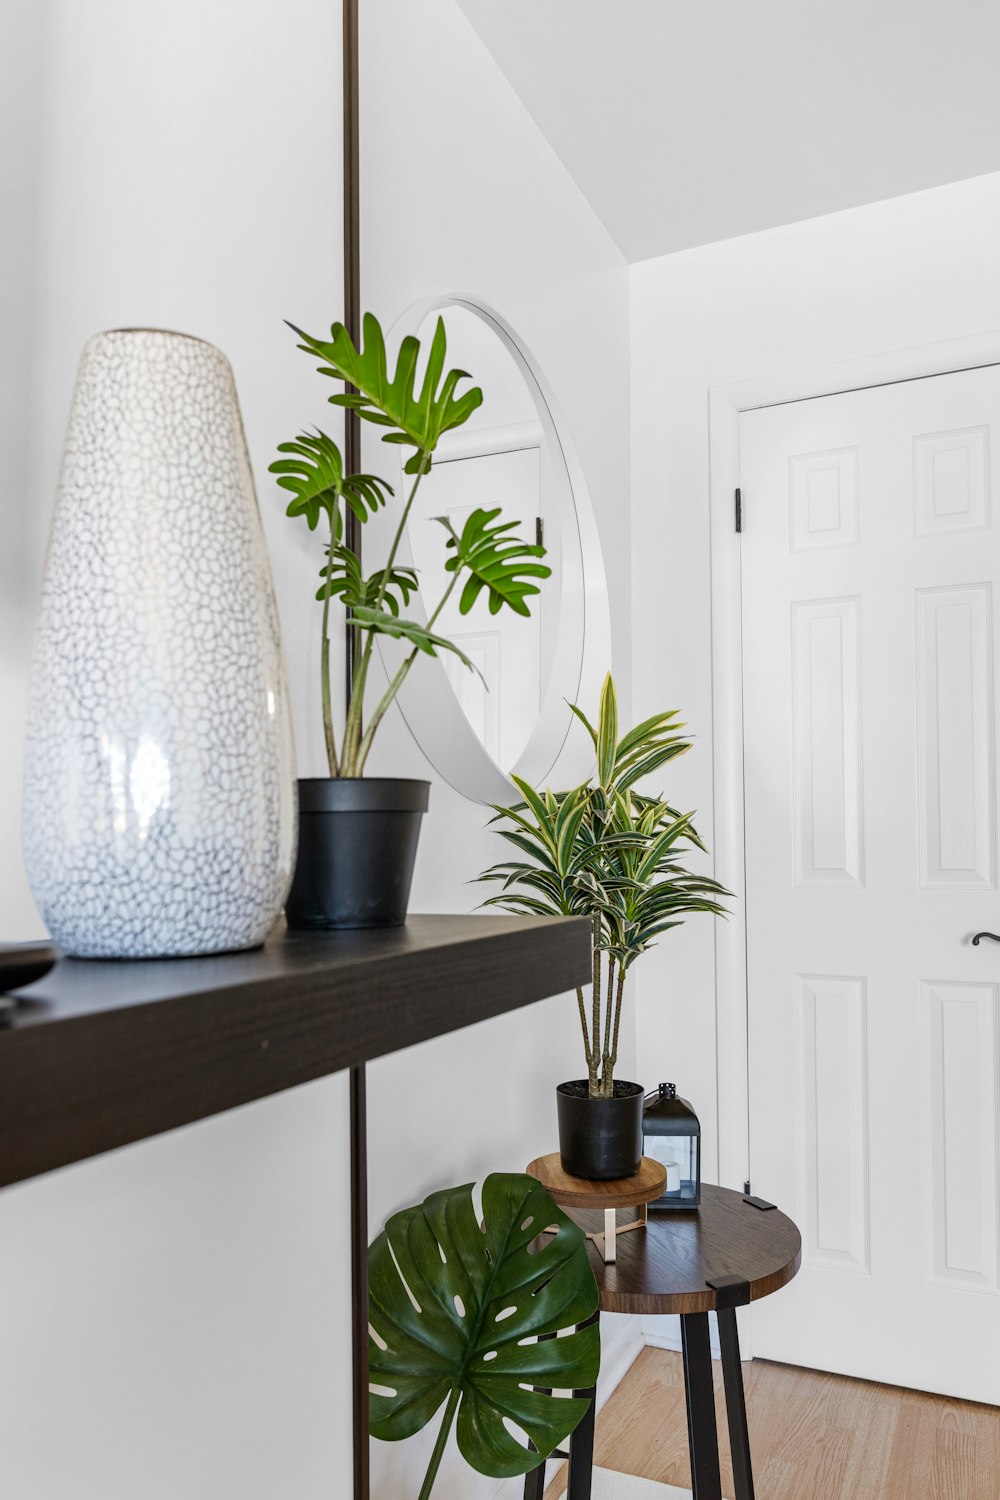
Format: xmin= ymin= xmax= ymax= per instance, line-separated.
xmin=601 ymin=956 xmax=616 ymax=1096
xmin=575 ymin=986 xmax=592 ymax=1072
xmin=378 ymin=464 xmax=426 ymax=608
xmin=341 ymin=463 xmax=427 ymax=777
xmin=353 ymin=565 xmax=460 ymax=776
xmin=608 ymin=963 xmax=627 ymax=1084
xmin=417 ymin=1387 xmax=461 ymax=1500
xmin=320 ymin=513 xmax=340 ymax=776
xmin=339 ymin=644 xmax=371 ymax=775
xmin=589 ymin=918 xmax=601 ymax=1098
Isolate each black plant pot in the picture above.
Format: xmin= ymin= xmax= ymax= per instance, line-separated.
xmin=556 ymin=1079 xmax=645 ymax=1181
xmin=285 ymin=778 xmax=430 ymax=931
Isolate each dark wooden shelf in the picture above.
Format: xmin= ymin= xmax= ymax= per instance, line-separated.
xmin=0 ymin=913 xmax=590 ymax=1189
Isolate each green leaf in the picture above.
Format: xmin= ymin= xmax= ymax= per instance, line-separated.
xmin=439 ymin=507 xmax=551 ymax=618
xmin=480 ymin=892 xmax=565 ymax=918
xmin=270 ymin=431 xmax=393 ymax=537
xmin=567 ymin=701 xmax=598 ymax=750
xmin=509 ymin=775 xmax=559 ymax=850
xmin=269 ymin=430 xmax=345 ymax=531
xmin=614 ymin=741 xmax=691 ymax=793
xmin=369 ymin=1173 xmax=600 ymax=1479
xmin=349 ymin=604 xmax=481 ymax=674
xmin=314 ymin=546 xmax=418 ymax=616
xmin=596 ymin=673 xmax=618 ymax=788
xmin=342 ymin=471 xmax=395 ymax=527
xmin=554 ymin=786 xmax=590 ymax=875
xmin=288 ymin=312 xmax=483 ymax=465
xmin=614 ymin=709 xmax=685 ymax=764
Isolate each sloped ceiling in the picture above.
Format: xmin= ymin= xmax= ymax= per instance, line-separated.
xmin=456 ymin=0 xmax=1000 ymax=261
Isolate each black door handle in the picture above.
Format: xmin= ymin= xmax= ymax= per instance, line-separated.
xmin=972 ymin=932 xmax=1000 ymax=946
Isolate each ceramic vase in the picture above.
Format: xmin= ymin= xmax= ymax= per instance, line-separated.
xmin=22 ymin=328 xmax=297 ymax=957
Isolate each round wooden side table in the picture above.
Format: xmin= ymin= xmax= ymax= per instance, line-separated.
xmin=523 ymin=1182 xmax=801 ymax=1500
xmin=526 ymin=1153 xmax=667 ymax=1263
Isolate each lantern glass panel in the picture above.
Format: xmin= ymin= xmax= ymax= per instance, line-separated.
xmin=645 ymin=1132 xmax=699 ymax=1204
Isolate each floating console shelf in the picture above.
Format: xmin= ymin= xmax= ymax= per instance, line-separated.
xmin=0 ymin=913 xmax=590 ymax=1189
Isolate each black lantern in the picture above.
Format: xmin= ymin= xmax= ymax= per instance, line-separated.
xmin=643 ymin=1083 xmax=701 ymax=1210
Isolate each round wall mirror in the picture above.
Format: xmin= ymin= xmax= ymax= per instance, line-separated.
xmin=372 ymin=297 xmax=610 ymax=805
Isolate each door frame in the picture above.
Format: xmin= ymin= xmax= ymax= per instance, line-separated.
xmin=708 ymin=328 xmax=1000 ymax=1202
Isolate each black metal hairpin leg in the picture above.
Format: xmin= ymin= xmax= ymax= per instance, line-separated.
xmin=523 ymin=1328 xmax=557 ymax=1500
xmin=717 ymin=1308 xmax=755 ymax=1500
xmin=523 ymin=1458 xmax=547 ymax=1500
xmin=565 ymin=1310 xmax=599 ymax=1500
xmin=680 ymin=1313 xmax=722 ymax=1500
xmin=565 ymin=1385 xmax=596 ymax=1500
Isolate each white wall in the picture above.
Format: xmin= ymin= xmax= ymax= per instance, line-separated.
xmin=629 ymin=172 xmax=1000 ymax=1217
xmin=359 ymin=3 xmax=634 ymax=1495
xmin=0 ymin=3 xmax=355 ymax=1497
xmin=0 ymin=3 xmax=634 ymax=1500
xmin=0 ymin=0 xmax=47 ymax=935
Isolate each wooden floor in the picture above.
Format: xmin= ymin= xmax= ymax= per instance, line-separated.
xmin=544 ymin=1347 xmax=1000 ymax=1499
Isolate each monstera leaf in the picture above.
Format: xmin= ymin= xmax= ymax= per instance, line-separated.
xmin=288 ymin=312 xmax=483 ymax=472
xmin=369 ymin=1173 xmax=600 ymax=1497
xmin=440 ymin=506 xmax=551 ymax=617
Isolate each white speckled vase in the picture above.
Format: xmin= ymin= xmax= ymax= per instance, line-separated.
xmin=22 ymin=329 xmax=297 ymax=958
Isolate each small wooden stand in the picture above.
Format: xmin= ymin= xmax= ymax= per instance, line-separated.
xmin=526 ymin=1153 xmax=667 ymax=1263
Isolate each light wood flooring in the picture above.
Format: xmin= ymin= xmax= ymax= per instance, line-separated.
xmin=544 ymin=1346 xmax=1000 ymax=1499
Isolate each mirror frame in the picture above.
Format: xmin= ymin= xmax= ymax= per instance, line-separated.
xmin=371 ymin=293 xmax=611 ymax=804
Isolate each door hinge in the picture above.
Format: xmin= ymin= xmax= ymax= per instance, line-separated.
xmin=735 ymin=488 xmax=743 ymax=533
xmin=535 ymin=515 xmax=544 ymax=549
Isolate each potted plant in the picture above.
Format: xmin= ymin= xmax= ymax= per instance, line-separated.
xmin=369 ymin=1172 xmax=599 ymax=1499
xmin=270 ymin=313 xmax=550 ymax=928
xmin=480 ymin=675 xmax=729 ymax=1179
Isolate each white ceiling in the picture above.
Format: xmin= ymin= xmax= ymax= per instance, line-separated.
xmin=455 ymin=0 xmax=1000 ymax=262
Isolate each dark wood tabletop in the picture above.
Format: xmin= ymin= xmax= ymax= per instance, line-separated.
xmin=582 ymin=1183 xmax=801 ymax=1314
xmin=0 ymin=913 xmax=590 ymax=1189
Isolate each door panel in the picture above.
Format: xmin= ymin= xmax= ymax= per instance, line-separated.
xmin=741 ymin=365 xmax=1000 ymax=1403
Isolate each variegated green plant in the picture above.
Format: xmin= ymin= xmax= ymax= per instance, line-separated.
xmin=270 ymin=313 xmax=551 ymax=777
xmin=480 ymin=675 xmax=729 ymax=1097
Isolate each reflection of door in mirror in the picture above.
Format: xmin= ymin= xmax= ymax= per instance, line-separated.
xmin=411 ymin=446 xmax=542 ymax=768
xmin=405 ymin=304 xmax=558 ymax=771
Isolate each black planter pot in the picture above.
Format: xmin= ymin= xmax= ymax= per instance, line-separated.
xmin=285 ymin=778 xmax=430 ymax=931
xmin=556 ymin=1079 xmax=645 ymax=1181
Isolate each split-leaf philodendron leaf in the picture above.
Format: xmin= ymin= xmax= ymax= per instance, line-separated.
xmin=440 ymin=506 xmax=550 ymax=617
xmin=289 ymin=312 xmax=483 ymax=472
xmin=368 ymin=1172 xmax=600 ymax=1484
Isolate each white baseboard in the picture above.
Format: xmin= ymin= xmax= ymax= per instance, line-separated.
xmin=493 ymin=1314 xmax=644 ymax=1500
xmin=643 ymin=1311 xmax=752 ymax=1362
xmin=595 ymin=1314 xmax=645 ymax=1406
xmin=641 ymin=1313 xmax=723 ymax=1358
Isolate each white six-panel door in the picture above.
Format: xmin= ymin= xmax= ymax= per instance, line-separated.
xmin=740 ymin=366 xmax=1000 ymax=1402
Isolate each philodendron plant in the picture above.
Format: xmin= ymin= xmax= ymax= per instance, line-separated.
xmin=369 ymin=1172 xmax=600 ymax=1500
xmin=480 ymin=675 xmax=729 ymax=1098
xmin=269 ymin=313 xmax=550 ymax=777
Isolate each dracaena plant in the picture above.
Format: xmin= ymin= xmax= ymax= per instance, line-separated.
xmin=270 ymin=313 xmax=551 ymax=777
xmin=479 ymin=675 xmax=729 ymax=1098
